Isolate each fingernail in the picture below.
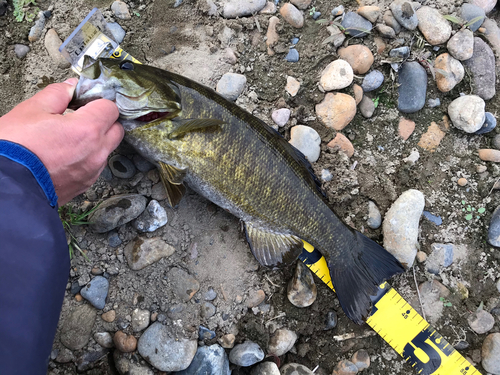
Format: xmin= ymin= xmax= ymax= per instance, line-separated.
xmin=63 ymin=77 xmax=78 ymax=86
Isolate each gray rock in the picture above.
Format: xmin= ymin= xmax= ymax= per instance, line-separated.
xmin=416 ymin=6 xmax=451 ymax=45
xmin=390 ymin=46 xmax=410 ymax=59
xmin=471 ymin=0 xmax=497 ymax=13
xmin=108 ymin=231 xmax=122 ymax=247
xmin=468 ymin=309 xmax=495 ymax=334
xmin=14 ymin=44 xmax=30 ymax=59
xmin=107 ymin=22 xmax=126 ymax=44
xmin=494 ymin=134 xmax=500 ymax=149
xmin=383 ymin=10 xmax=401 ymax=34
xmin=331 ymin=5 xmax=344 ymax=16
xmin=216 ymin=73 xmax=247 ymax=101
xmin=425 ymin=243 xmax=454 ymax=274
xmin=100 ymin=165 xmax=113 ymax=181
xmin=351 ymin=349 xmax=370 ymax=370
xmin=367 ymin=201 xmax=382 ymax=229
xmin=359 ymin=95 xmax=376 ymax=118
xmin=324 ymin=311 xmax=338 ymax=330
xmin=175 ymin=344 xmax=231 ymax=375
xmin=55 ymin=348 xmax=75 ymax=363
xmin=375 ymin=24 xmax=396 ymax=38
xmin=109 ymin=154 xmax=137 ymax=178
xmin=204 ymin=288 xmax=217 ymax=301
xmin=382 ymin=189 xmax=425 ymax=268
xmin=397 ymin=62 xmax=427 ymax=113
xmin=475 ymin=112 xmax=497 ymax=135
xmin=489 ymin=205 xmax=500 ymax=247
xmin=111 ymin=0 xmax=131 ymax=20
xmin=287 ymin=261 xmax=317 ymax=307
xmin=28 ymin=12 xmax=46 ymax=42
xmin=0 ymin=0 xmax=7 ymax=16
xmin=321 ymin=169 xmax=333 ymax=182
xmin=94 ymin=332 xmax=114 ymax=348
xmin=482 ymin=18 xmax=500 ymax=63
xmin=115 ymin=350 xmax=155 ymax=375
xmin=289 ymin=125 xmax=321 ymax=162
xmin=390 ymin=0 xmax=418 ymax=30
xmin=201 ymin=301 xmax=216 ymax=318
xmin=447 ymin=29 xmax=474 ymax=61
xmin=132 ymin=308 xmax=150 ymax=332
xmin=285 ymin=48 xmax=299 ymax=62
xmin=332 ymin=360 xmax=358 ymax=374
xmin=133 ymin=154 xmax=155 ymax=172
xmin=60 ymin=304 xmax=96 ymax=350
xmin=76 ymin=349 xmax=110 ymax=372
xmin=455 ymin=341 xmax=469 ymax=350
xmin=463 ymin=38 xmax=496 ymax=100
xmin=427 ymin=98 xmax=441 ymax=108
xmin=167 ymin=267 xmax=200 ymax=301
xmin=280 ymin=363 xmax=314 ymax=374
xmin=138 ymin=322 xmax=198 ymax=372
xmin=448 ymin=95 xmax=485 ymax=133
xmin=80 ymin=276 xmax=109 ymax=309
xmin=222 ymin=0 xmax=266 ymax=18
xmin=133 ymin=200 xmax=168 ymax=232
xmin=124 ymin=237 xmax=175 ymax=270
xmin=341 ymin=12 xmax=373 ymax=37
xmin=461 ymin=3 xmax=485 ymax=32
xmin=272 ymin=108 xmax=291 ymax=127
xmin=228 ymin=341 xmax=264 ymax=367
xmin=251 ymin=362 xmax=280 ymax=375
xmin=90 ymin=194 xmax=147 ymax=233
xmin=362 ymin=70 xmax=384 ymax=92
xmin=151 ymin=182 xmax=168 ymax=201
xmin=268 ymin=329 xmax=297 ymax=356
xmin=482 ymin=333 xmax=500 ymax=374
xmin=199 ymin=326 xmax=216 ymax=340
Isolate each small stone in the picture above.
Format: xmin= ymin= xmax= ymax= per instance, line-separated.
xmin=327 ymin=133 xmax=354 ymax=158
xmin=463 ymin=38 xmax=496 ymax=100
xmin=320 ymin=59 xmax=353 ymax=91
xmin=28 ymin=12 xmax=46 ymax=42
xmin=316 ymin=93 xmax=356 ymax=131
xmin=111 ymin=1 xmax=131 ymax=19
xmin=14 ymin=44 xmax=30 ymax=59
xmin=133 ymin=200 xmax=168 ymax=232
xmin=341 ymin=12 xmax=373 ymax=37
xmin=101 ymin=310 xmax=116 ymax=322
xmin=361 ymin=70 xmax=384 ymax=92
xmin=488 ymin=205 xmax=500 ymax=246
xmin=390 ymin=46 xmax=410 ymax=59
xmin=398 ymin=61 xmax=427 ymax=113
xmin=482 ymin=333 xmax=500 ymax=374
xmin=472 ymin=0 xmax=497 ymax=13
xmin=367 ymin=201 xmax=382 ymax=229
xmin=60 ymin=304 xmax=96 ymax=350
xmin=357 ymin=6 xmax=380 ymax=23
xmin=324 ymin=311 xmax=338 ymax=330
xmin=285 ymin=48 xmax=299 ymax=62
xmin=260 ymin=2 xmax=277 ymax=14
xmin=107 ymin=22 xmax=126 ymax=44
xmin=251 ymin=362 xmax=280 ymax=375
xmin=124 ymin=237 xmax=175 ymax=270
xmin=427 ymin=98 xmax=441 ymax=108
xmin=457 ymin=178 xmax=468 ymax=186
xmin=351 ymin=349 xmax=370 ymax=370
xmin=383 ymin=189 xmax=425 ymax=268
xmin=151 ymin=182 xmax=167 ymax=201
xmin=109 ymin=155 xmax=136 ymax=178
xmin=132 ymin=308 xmax=150 ymax=332
xmin=286 ymin=76 xmax=301 ymax=97
xmin=353 ymin=84 xmax=363 ymax=105
xmin=199 ymin=326 xmax=216 ymax=340
xmin=398 ymin=118 xmax=415 ymax=140
xmin=176 ymin=344 xmax=230 ymax=375
xmin=416 ymin=6 xmax=452 ymax=45
xmin=246 ymin=289 xmax=265 ymax=308
xmin=376 ymin=24 xmax=396 ymax=38
xmin=331 ymin=5 xmax=344 ymax=16
xmin=201 ymin=301 xmax=216 ymax=318
xmin=418 ymin=122 xmax=446 ymax=152
xmin=425 ymin=243 xmax=454 ymax=274
xmin=268 ymin=329 xmax=297 ymax=356
xmin=287 ymin=262 xmax=317 ymax=307
xmin=132 ymin=154 xmax=155 ymax=173
xmin=90 ymin=194 xmax=147 ymax=233
xmin=461 ymin=3 xmax=485 ymax=32
xmin=383 ymin=10 xmax=402 ymax=34
xmin=272 ymin=108 xmax=291 ymax=127
xmin=114 ymin=351 xmax=155 ymax=375
xmin=326 ymin=25 xmax=347 ymax=47
xmin=108 ymin=231 xmax=122 ymax=247
xmin=220 ymin=334 xmax=236 ymax=349
xmin=217 ymin=73 xmax=247 ymax=101
xmin=338 ymin=45 xmax=374 ymax=74
xmin=482 ymin=18 xmax=500 ymax=64
xmin=289 ymin=125 xmax=321 ymax=162
xmin=290 ymin=0 xmax=311 ymax=10
xmin=359 ymin=95 xmax=375 ymax=118
xmin=44 ymin=29 xmax=71 ymax=69
xmin=281 ymin=363 xmax=314 ymax=374
xmin=332 ymin=360 xmax=359 ymax=375
xmin=229 ymin=341 xmax=265 ymax=367
xmin=77 ymin=349 xmax=111 ymax=372
xmin=114 ymin=331 xmax=137 ymax=353
xmin=435 ymin=53 xmax=464 ymax=92
xmin=475 ymin=112 xmax=497 ymax=135
xmin=94 ymin=332 xmax=114 ymax=348
xmin=448 ymin=95 xmax=485 ymax=133
xmin=0 ymin=0 xmax=7 ymax=16
xmin=80 ymin=276 xmax=109 ymax=309
xmin=480 ymin=149 xmax=500 ymax=163
xmin=477 ymin=165 xmax=488 ymax=173
xmin=390 ymin=0 xmax=419 ymax=30
xmin=223 ymin=0 xmax=266 ymax=18
xmin=422 ymin=211 xmax=442 ymax=225
xmin=280 ymin=3 xmax=304 ymax=28
xmin=55 ymin=348 xmax=75 ymax=363
xmin=417 ymin=280 xmax=450 ymax=323
xmin=416 ymin=251 xmax=427 ymax=263
xmin=312 ymin=11 xmax=321 ymax=20
xmin=167 ymin=267 xmax=200 ymax=302
xmin=403 ymin=149 xmax=420 ymax=164
xmin=266 ymin=16 xmax=280 ymax=55
xmin=468 ymin=310 xmax=495 ymax=334
xmin=321 ymin=169 xmax=333 ymax=182
xmin=204 ymin=288 xmax=217 ymax=301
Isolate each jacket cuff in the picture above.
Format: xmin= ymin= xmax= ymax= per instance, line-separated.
xmin=0 ymin=140 xmax=58 ymax=207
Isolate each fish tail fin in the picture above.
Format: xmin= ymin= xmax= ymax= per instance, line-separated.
xmin=328 ymin=231 xmax=405 ymax=325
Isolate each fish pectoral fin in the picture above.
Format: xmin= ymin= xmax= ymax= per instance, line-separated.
xmin=158 ymin=161 xmax=187 ymax=208
xmin=168 ymin=118 xmax=224 ymax=139
xmin=244 ymin=222 xmax=303 ymax=267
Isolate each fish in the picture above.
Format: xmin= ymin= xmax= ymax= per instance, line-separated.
xmin=70 ymin=57 xmax=405 ymax=324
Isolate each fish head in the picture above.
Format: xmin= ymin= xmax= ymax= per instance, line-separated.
xmin=70 ymin=57 xmax=182 ymax=130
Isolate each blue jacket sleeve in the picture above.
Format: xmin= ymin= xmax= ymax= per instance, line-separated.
xmin=0 ymin=141 xmax=70 ymax=375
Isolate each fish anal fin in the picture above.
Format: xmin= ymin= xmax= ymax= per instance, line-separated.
xmin=244 ymin=222 xmax=303 ymax=267
xmin=158 ymin=161 xmax=187 ymax=208
xmin=169 ymin=118 xmax=224 ymax=139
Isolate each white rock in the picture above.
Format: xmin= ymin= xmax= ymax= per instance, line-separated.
xmin=268 ymin=329 xmax=297 ymax=356
xmin=223 ymin=0 xmax=266 ymax=18
xmin=216 ymin=73 xmax=247 ymax=101
xmin=271 ymin=108 xmax=291 ymax=127
xmin=448 ymin=95 xmax=485 ymax=133
xmin=319 ymin=59 xmax=354 ymax=91
xmin=111 ymin=1 xmax=131 ymax=20
xmin=289 ymin=125 xmax=321 ymax=163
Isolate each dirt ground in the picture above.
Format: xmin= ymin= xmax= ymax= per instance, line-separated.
xmin=1 ymin=0 xmax=500 ymax=374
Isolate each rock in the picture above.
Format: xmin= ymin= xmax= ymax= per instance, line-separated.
xmin=289 ymin=125 xmax=321 ymax=162
xmin=416 ymin=6 xmax=451 ymax=45
xmin=44 ymin=29 xmax=71 ymax=69
xmin=132 ymin=308 xmax=150 ymax=332
xmin=353 ymin=84 xmax=363 ymax=104
xmin=338 ymin=45 xmax=374 ymax=74
xmin=28 ymin=12 xmax=46 ymax=42
xmin=216 ymin=73 xmax=247 ymax=101
xmin=463 ymin=38 xmax=496 ymax=100
xmin=201 ymin=301 xmax=216 ymax=318
xmin=260 ymin=2 xmax=277 ymax=14
xmin=107 ymin=22 xmax=126 ymax=44
xmin=468 ymin=310 xmax=495 ymax=334
xmin=488 ymin=205 xmax=500 ymax=246
xmin=461 ymin=3 xmax=485 ymax=32
xmin=341 ymin=12 xmax=373 ymax=37
xmin=319 ymin=59 xmax=354 ymax=91
xmin=60 ymin=304 xmax=96 ymax=350
xmin=223 ymin=0 xmax=266 ymax=18
xmin=425 ymin=243 xmax=454 ymax=274
xmin=357 ymin=6 xmax=380 ymax=23
xmin=417 ymin=122 xmax=446 ymax=152
xmin=327 ymin=133 xmax=354 ymax=158
xmin=246 ymin=289 xmax=265 ymax=308
xmin=390 ymin=0 xmax=418 ymax=30
xmin=359 ymin=95 xmax=375 ymax=118
xmin=324 ymin=311 xmax=338 ymax=330
xmin=398 ymin=118 xmax=415 ymax=140
xmin=376 ymin=24 xmax=396 ymax=38
xmin=287 ymin=262 xmax=317 ymax=307
xmin=423 ymin=211 xmax=442 ymax=225
xmin=268 ymin=329 xmax=298 ymax=356
xmin=138 ymin=323 xmax=197 ymax=371
xmin=482 ymin=333 xmax=500 ymax=374
xmin=272 ymin=108 xmax=290 ymax=127
xmin=114 ymin=351 xmax=154 ymax=374
xmin=398 ymin=62 xmax=427 ymax=113
xmin=480 ymin=149 xmax=500 ymax=162
xmin=204 ymin=288 xmax=217 ymax=301
xmin=14 ymin=44 xmax=30 ymax=59
xmin=266 ymin=16 xmax=280 ymax=55
xmin=228 ymin=341 xmax=264 ymax=367
xmin=280 ymin=363 xmax=314 ymax=374
xmin=315 ymin=93 xmax=356 ymax=131
xmin=220 ymin=334 xmax=236 ymax=349
xmin=279 ymin=3 xmax=304 ymax=28
xmin=90 ymin=194 xmax=147 ymax=233
xmin=447 ymin=29 xmax=474 ymax=61
xmin=251 ymin=362 xmax=280 ymax=375
xmin=80 ymin=276 xmax=109 ymax=309
xmin=286 ymin=76 xmax=300 ymax=96
xmin=94 ymin=332 xmax=114 ymax=348
xmin=321 ymin=169 xmax=333 ymax=182
xmin=417 ymin=280 xmax=450 ymax=323
xmin=475 ymin=112 xmax=497 ymax=135
xmin=382 ymin=189 xmax=425 ymax=268
xmin=326 ymin=25 xmax=347 ymax=47
xmin=367 ymin=201 xmax=382 ymax=229
xmin=224 ymin=48 xmax=238 ymax=64
xmin=167 ymin=267 xmax=200 ymax=301
xmin=427 ymin=98 xmax=441 ymax=108
xmin=434 ymin=53 xmax=464 ymax=92
xmin=114 ymin=331 xmax=137 ymax=353
xmin=332 ymin=360 xmax=359 ymax=375
xmin=0 ymin=0 xmax=6 ymax=16
xmin=109 ymin=154 xmax=136 ymax=178
xmin=133 ymin=200 xmax=168 ymax=232
xmin=285 ymin=48 xmax=299 ymax=62
xmin=390 ymin=46 xmax=410 ymax=59
xmin=101 ymin=310 xmax=116 ymax=322
xmin=176 ymin=344 xmax=230 ymax=375
xmin=416 ymin=251 xmax=427 ymax=263
xmin=383 ymin=10 xmax=402 ymax=34
xmin=448 ymin=95 xmax=485 ymax=133
xmin=132 ymin=154 xmax=155 ymax=173
xmin=332 ymin=5 xmax=345 ymax=16
xmin=108 ymin=231 xmax=122 ymax=247
xmin=151 ymin=182 xmax=168 ymax=201
xmin=111 ymin=1 xmax=131 ymax=20
xmin=472 ymin=0 xmax=497 ymax=13
xmin=352 ymin=349 xmax=370 ymax=370
xmin=290 ymin=0 xmax=311 ymax=10
xmin=482 ymin=18 xmax=500 ymax=64
xmin=55 ymin=348 xmax=75 ymax=363
xmin=199 ymin=326 xmax=216 ymax=340
xmin=124 ymin=237 xmax=175 ymax=270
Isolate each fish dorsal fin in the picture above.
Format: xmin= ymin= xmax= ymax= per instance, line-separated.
xmin=244 ymin=222 xmax=303 ymax=267
xmin=158 ymin=161 xmax=187 ymax=208
xmin=169 ymin=118 xmax=224 ymax=139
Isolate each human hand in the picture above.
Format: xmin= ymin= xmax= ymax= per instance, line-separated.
xmin=0 ymin=78 xmax=124 ymax=205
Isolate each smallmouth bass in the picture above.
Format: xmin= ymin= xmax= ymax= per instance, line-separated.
xmin=70 ymin=58 xmax=404 ymax=324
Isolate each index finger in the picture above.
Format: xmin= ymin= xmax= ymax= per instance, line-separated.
xmin=72 ymin=98 xmax=120 ymax=134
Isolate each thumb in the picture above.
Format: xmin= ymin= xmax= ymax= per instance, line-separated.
xmin=28 ymin=78 xmax=79 ymax=115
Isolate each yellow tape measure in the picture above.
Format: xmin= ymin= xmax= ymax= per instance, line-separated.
xmin=299 ymin=241 xmax=480 ymax=375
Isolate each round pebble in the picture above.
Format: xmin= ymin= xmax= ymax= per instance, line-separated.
xmin=114 ymin=331 xmax=137 ymax=353
xmin=351 ymin=349 xmax=370 ymax=370
xmin=475 ymin=112 xmax=497 ymax=135
xmin=251 ymin=362 xmax=280 ymax=375
xmin=482 ymin=333 xmax=500 ymax=374
xmin=176 ymin=344 xmax=230 ymax=375
xmin=101 ymin=310 xmax=116 ymax=322
xmin=463 ymin=38 xmax=496 ymax=100
xmin=280 ymin=363 xmax=314 ymax=375
xmin=124 ymin=237 xmax=175 ymax=270
xmin=488 ymin=205 xmax=500 ymax=246
xmin=327 ymin=133 xmax=354 ymax=158
xmin=416 ymin=6 xmax=451 ymax=45
xmin=94 ymin=332 xmax=114 ymax=348
xmin=285 ymin=48 xmax=299 ymax=62
xmin=201 ymin=301 xmax=216 ymax=318
xmin=279 ymin=3 xmax=304 ymax=28
xmin=468 ymin=310 xmax=495 ymax=334
xmin=332 ymin=360 xmax=359 ymax=375
xmin=228 ymin=341 xmax=265 ymax=367
xmin=457 ymin=178 xmax=468 ymax=186
xmin=338 ymin=45 xmax=374 ymax=74
xmin=289 ymin=125 xmax=321 ymax=162
xmin=435 ymin=53 xmax=464 ymax=93
xmin=44 ymin=29 xmax=71 ymax=69
xmin=480 ymin=149 xmax=500 ymax=162
xmin=268 ymin=329 xmax=297 ymax=356
xmin=14 ymin=44 xmax=30 ymax=59
xmin=416 ymin=251 xmax=427 ymax=263
xmin=461 ymin=3 xmax=485 ymax=32
xmin=447 ymin=29 xmax=474 ymax=61
xmin=107 ymin=231 xmax=122 ymax=247
xmin=246 ymin=289 xmax=266 ymax=308
xmin=390 ymin=46 xmax=410 ymax=59
xmin=398 ymin=61 xmax=427 ymax=113
xmin=109 ymin=155 xmax=136 ymax=178
xmin=204 ymin=288 xmax=217 ymax=301
xmin=199 ymin=326 xmax=216 ymax=340
xmin=111 ymin=1 xmax=131 ymax=20
xmin=448 ymin=95 xmax=485 ymax=133
xmin=28 ymin=12 xmax=46 ymax=42
xmin=341 ymin=11 xmax=373 ymax=37
xmin=90 ymin=194 xmax=147 ymax=233
xmin=220 ymin=334 xmax=236 ymax=349
xmin=427 ymin=98 xmax=441 ymax=108
xmin=331 ymin=5 xmax=344 ymax=16
xmin=353 ymin=84 xmax=363 ymax=104
xmin=132 ymin=308 xmax=150 ymax=332
xmin=133 ymin=199 xmax=168 ymax=232
xmin=287 ymin=261 xmax=317 ymax=307
xmin=223 ymin=0 xmax=265 ymax=17
xmin=320 ymin=59 xmax=354 ymax=91
xmin=316 ymin=93 xmax=356 ymax=131
xmin=216 ymin=73 xmax=246 ymax=101
xmin=359 ymin=95 xmax=375 ymax=118
xmin=80 ymin=276 xmax=109 ymax=310
xmin=376 ymin=24 xmax=396 ymax=38
xmin=367 ymin=201 xmax=382 ymax=229
xmin=390 ymin=0 xmax=418 ymax=30
xmin=271 ymin=108 xmax=291 ymax=127
xmin=324 ymin=311 xmax=338 ymax=330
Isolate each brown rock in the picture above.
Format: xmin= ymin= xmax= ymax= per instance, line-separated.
xmin=75 ymin=294 xmax=83 ymax=302
xmin=327 ymin=133 xmax=354 ymax=157
xmin=260 ymin=1 xmax=276 ymax=14
xmin=286 ymin=76 xmax=300 ymax=96
xmin=357 ymin=6 xmax=380 ymax=23
xmin=375 ymin=24 xmax=396 ymax=38
xmin=479 ymin=149 xmax=500 ymax=162
xmin=373 ymin=36 xmax=386 ymax=54
xmin=435 ymin=53 xmax=464 ymax=92
xmin=458 ymin=178 xmax=468 ymax=186
xmin=290 ymin=0 xmax=311 ymax=10
xmin=398 ymin=118 xmax=415 ymax=140
xmin=280 ymin=3 xmax=304 ymax=28
xmin=353 ymin=84 xmax=363 ymax=105
xmin=338 ymin=45 xmax=374 ymax=74
xmin=266 ymin=16 xmax=280 ymax=55
xmin=418 ymin=122 xmax=446 ymax=152
xmin=416 ymin=251 xmax=427 ymax=263
xmin=44 ymin=29 xmax=71 ymax=69
xmin=102 ymin=310 xmax=116 ymax=322
xmin=114 ymin=331 xmax=137 ymax=353
xmin=246 ymin=289 xmax=265 ymax=308
xmin=220 ymin=333 xmax=236 ymax=349
xmin=315 ymin=93 xmax=356 ymax=131
xmin=351 ymin=349 xmax=370 ymax=370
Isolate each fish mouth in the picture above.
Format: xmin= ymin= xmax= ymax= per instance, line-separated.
xmin=134 ymin=111 xmax=171 ymax=122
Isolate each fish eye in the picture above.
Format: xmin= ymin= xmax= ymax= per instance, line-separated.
xmin=120 ymin=61 xmax=134 ymax=71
